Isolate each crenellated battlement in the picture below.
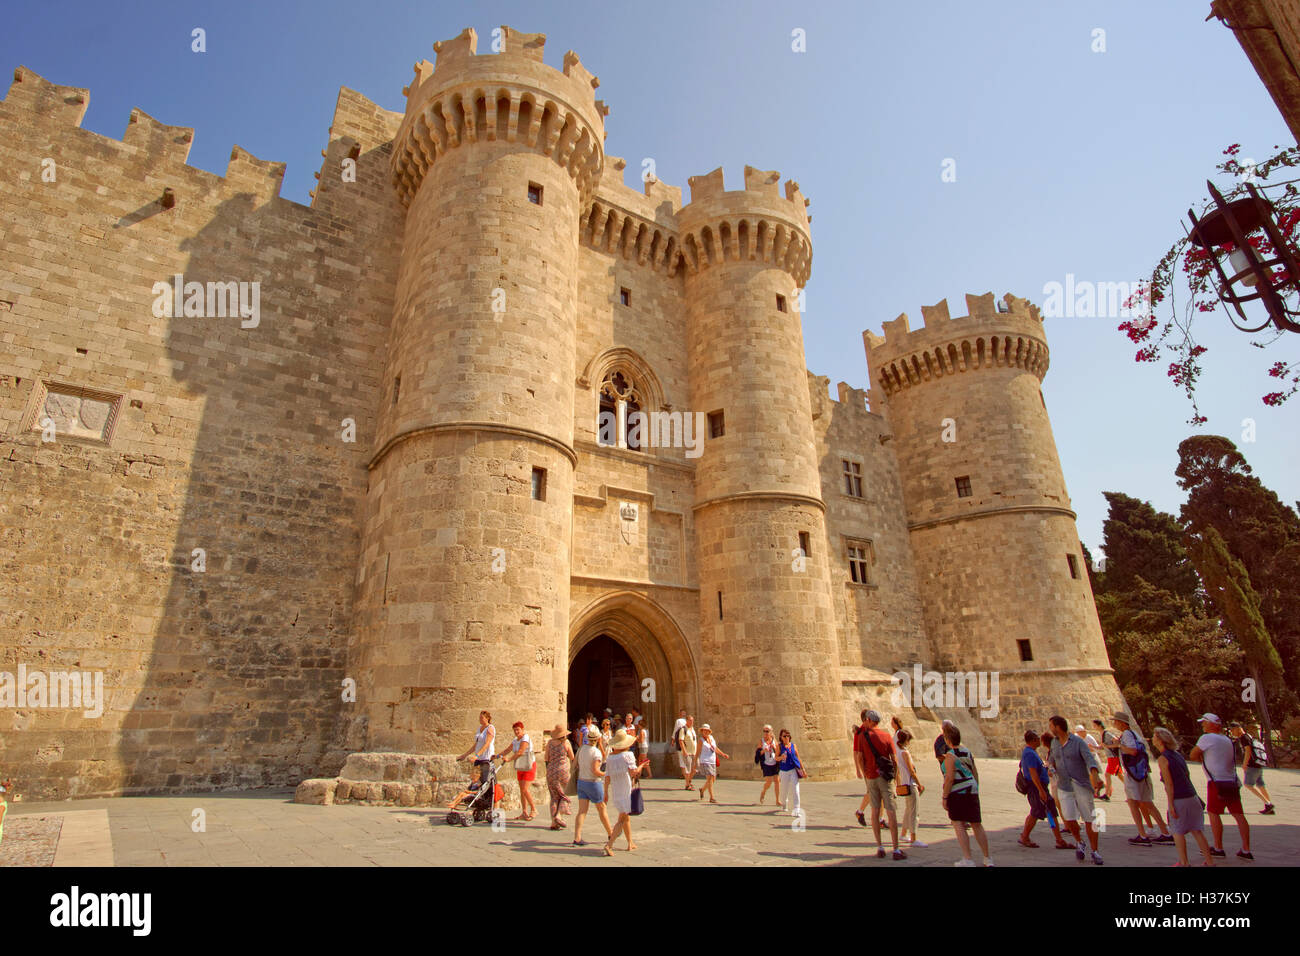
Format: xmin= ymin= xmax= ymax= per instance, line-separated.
xmin=0 ymin=66 xmax=312 ymax=207
xmin=5 ymin=66 xmax=89 ymax=127
xmin=864 ymin=293 xmax=1049 ymax=398
xmin=122 ymin=109 xmax=194 ymax=165
xmin=674 ymin=165 xmax=812 ymax=286
xmin=390 ymin=25 xmax=607 ymax=208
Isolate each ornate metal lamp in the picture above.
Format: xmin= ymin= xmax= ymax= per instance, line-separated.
xmin=1186 ymin=180 xmax=1300 ymax=333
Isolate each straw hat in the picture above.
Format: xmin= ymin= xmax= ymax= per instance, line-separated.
xmin=610 ymin=728 xmax=637 ymax=752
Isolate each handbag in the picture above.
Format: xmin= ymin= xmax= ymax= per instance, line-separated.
xmin=514 ymin=742 xmax=533 ymax=771
xmin=1211 ymin=774 xmax=1241 ymax=799
xmin=630 ymin=782 xmax=644 ymax=815
xmin=895 ymin=783 xmax=912 ymax=797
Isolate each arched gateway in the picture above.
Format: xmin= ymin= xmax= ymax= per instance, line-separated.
xmin=568 ymin=591 xmax=698 ymax=754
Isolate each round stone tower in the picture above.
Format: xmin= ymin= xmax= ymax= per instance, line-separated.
xmin=681 ymin=166 xmax=849 ymax=776
xmin=864 ymin=293 xmax=1126 ymax=754
xmin=350 ymin=27 xmax=604 ymax=756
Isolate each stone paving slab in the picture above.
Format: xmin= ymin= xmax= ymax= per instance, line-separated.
xmin=9 ymin=759 xmax=1299 ymax=866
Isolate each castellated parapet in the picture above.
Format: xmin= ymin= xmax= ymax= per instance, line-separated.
xmin=0 ymin=26 xmax=1124 ymax=799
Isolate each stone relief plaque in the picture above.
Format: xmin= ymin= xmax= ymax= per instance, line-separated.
xmin=619 ymin=501 xmax=638 ymax=544
xmin=29 ymin=383 xmax=122 ymax=443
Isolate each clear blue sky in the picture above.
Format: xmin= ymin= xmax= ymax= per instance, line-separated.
xmin=6 ymin=0 xmax=1297 ymax=550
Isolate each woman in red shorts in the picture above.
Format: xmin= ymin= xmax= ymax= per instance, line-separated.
xmin=499 ymin=721 xmax=538 ymax=821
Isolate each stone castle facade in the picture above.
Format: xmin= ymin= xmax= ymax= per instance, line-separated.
xmin=0 ymin=26 xmax=1125 ymax=799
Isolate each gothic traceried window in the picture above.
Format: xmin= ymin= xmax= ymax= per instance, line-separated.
xmin=599 ymin=369 xmax=643 ymax=451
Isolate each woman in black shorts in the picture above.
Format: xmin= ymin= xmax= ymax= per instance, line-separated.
xmin=942 ymin=724 xmax=993 ymax=867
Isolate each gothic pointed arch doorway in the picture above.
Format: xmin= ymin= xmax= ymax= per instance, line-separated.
xmin=568 ymin=591 xmax=698 ymax=752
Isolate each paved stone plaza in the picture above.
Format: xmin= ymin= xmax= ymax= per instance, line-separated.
xmin=5 ymin=758 xmax=1297 ymax=867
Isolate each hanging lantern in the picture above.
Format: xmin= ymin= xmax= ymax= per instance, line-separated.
xmin=1186 ymin=180 xmax=1300 ymax=333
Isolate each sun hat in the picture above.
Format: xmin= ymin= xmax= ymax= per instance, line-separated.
xmin=610 ymin=728 xmax=637 ymax=752
xmin=1111 ymin=712 xmax=1133 ymax=725
xmin=701 ymin=723 xmax=711 ymax=731
xmin=551 ymin=724 xmax=567 ymax=739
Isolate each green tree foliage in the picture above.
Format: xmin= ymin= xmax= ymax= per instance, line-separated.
xmin=1185 ymin=525 xmax=1285 ymax=758
xmin=1176 ymin=435 xmax=1300 ymax=692
xmin=1093 ymin=493 xmax=1237 ymax=733
xmin=1108 ymin=616 xmax=1244 ymax=734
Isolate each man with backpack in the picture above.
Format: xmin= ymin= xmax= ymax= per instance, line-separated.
xmin=854 ymin=710 xmax=905 ymax=860
xmin=1230 ymin=721 xmax=1276 ymax=815
xmin=675 ymin=713 xmax=697 ymax=791
xmin=1018 ymin=730 xmax=1071 ymax=849
xmin=1191 ymin=714 xmax=1253 ymax=860
xmin=1112 ymin=712 xmax=1174 ymax=847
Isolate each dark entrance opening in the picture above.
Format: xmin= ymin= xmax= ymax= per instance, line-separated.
xmin=567 ymin=634 xmax=639 ymax=730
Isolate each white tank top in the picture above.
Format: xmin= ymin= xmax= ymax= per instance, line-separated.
xmin=896 ymin=749 xmax=913 ymax=786
xmin=700 ymin=737 xmax=718 ymax=764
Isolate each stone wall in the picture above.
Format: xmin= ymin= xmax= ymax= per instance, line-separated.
xmin=0 ymin=69 xmax=403 ymax=798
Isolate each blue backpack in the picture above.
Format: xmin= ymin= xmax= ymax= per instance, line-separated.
xmin=1122 ymin=735 xmax=1150 ymax=781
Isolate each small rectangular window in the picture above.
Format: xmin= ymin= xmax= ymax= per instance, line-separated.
xmin=393 ymin=376 xmax=401 ymax=405
xmin=1067 ymin=554 xmax=1079 ymax=579
xmin=619 ymin=287 xmax=631 ymax=306
xmin=776 ymin=294 xmax=787 ymax=313
xmin=717 ymin=590 xmax=723 ymax=620
xmin=1017 ymin=639 xmax=1033 ymax=662
xmin=955 ymin=475 xmax=972 ymax=498
xmin=531 ymin=467 xmax=546 ymax=501
xmin=708 ymin=410 xmax=725 ymax=438
xmin=842 ymin=460 xmax=863 ymax=497
xmin=527 ymin=182 xmax=543 ymax=205
xmin=798 ymin=531 xmax=811 ymax=558
xmin=846 ymin=540 xmax=873 ymax=585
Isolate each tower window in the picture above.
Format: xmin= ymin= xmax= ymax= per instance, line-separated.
xmin=846 ymin=539 xmax=873 ymax=585
xmin=599 ymin=370 xmax=643 ymax=452
xmin=955 ymin=475 xmax=972 ymax=498
xmin=531 ymin=467 xmax=546 ymax=501
xmin=717 ymin=590 xmax=723 ymax=620
xmin=619 ymin=287 xmax=631 ymax=306
xmin=798 ymin=531 xmax=811 ymax=558
xmin=776 ymin=294 xmax=787 ymax=313
xmin=1017 ymin=639 xmax=1033 ymax=662
xmin=527 ymin=182 xmax=543 ymax=205
xmin=708 ymin=410 xmax=725 ymax=438
xmin=842 ymin=460 xmax=863 ymax=497
xmin=1067 ymin=554 xmax=1079 ymax=579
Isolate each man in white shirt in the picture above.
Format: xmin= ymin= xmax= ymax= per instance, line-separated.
xmin=678 ymin=715 xmax=698 ymax=791
xmin=1190 ymin=713 xmax=1253 ymax=860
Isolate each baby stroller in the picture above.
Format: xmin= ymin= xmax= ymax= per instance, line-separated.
xmin=445 ymin=755 xmax=504 ymax=827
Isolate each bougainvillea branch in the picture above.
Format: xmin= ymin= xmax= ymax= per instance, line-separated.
xmin=1121 ymin=144 xmax=1300 ymax=424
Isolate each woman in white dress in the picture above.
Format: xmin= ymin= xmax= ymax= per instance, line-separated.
xmin=603 ymin=728 xmax=647 ymax=856
xmin=696 ymin=724 xmax=730 ymax=804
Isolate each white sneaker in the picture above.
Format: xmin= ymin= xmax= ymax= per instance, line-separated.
xmin=984 ymin=859 xmax=995 ymax=867
xmin=954 ymin=858 xmax=976 ymax=867
xmin=910 ymin=840 xmax=929 ymax=848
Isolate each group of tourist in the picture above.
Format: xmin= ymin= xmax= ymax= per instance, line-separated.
xmin=1014 ymin=712 xmax=1271 ymax=867
xmin=454 ymin=704 xmax=1279 ymax=864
